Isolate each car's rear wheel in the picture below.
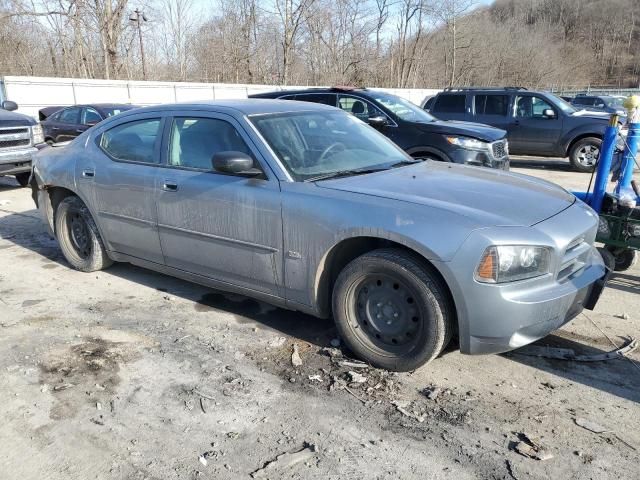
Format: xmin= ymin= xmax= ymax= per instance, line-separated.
xmin=332 ymin=249 xmax=453 ymax=371
xmin=55 ymin=195 xmax=113 ymax=272
xmin=569 ymin=137 xmax=601 ymax=173
xmin=14 ymin=172 xmax=30 ymax=187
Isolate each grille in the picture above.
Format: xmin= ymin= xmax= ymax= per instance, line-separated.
xmin=557 ymin=235 xmax=592 ymax=282
xmin=0 ymin=128 xmax=29 ymax=135
xmin=492 ymin=140 xmax=506 ymax=158
xmin=0 ymin=139 xmax=30 ymax=149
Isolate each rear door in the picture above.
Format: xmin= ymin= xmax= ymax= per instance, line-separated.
xmin=87 ymin=114 xmax=165 ymax=263
xmin=472 ymin=94 xmax=511 ymax=130
xmin=155 ymin=112 xmax=283 ymax=296
xmin=51 ymin=107 xmax=81 ymax=142
xmin=431 ymin=93 xmax=468 ymax=121
xmin=508 ymin=94 xmax=562 ymax=155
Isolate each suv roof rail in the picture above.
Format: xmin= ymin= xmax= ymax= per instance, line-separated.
xmin=442 ymin=86 xmax=527 ymax=92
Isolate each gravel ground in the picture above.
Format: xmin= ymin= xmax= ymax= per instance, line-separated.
xmin=0 ymin=158 xmax=638 ymax=480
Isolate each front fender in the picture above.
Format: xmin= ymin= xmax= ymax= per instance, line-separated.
xmin=560 ymin=124 xmax=605 ymax=155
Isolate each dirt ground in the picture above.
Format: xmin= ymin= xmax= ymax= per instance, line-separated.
xmin=0 ymin=157 xmax=638 ymax=480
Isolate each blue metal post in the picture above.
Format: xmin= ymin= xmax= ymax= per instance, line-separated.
xmin=615 ymin=122 xmax=639 ymax=196
xmin=589 ymin=115 xmax=619 ymax=213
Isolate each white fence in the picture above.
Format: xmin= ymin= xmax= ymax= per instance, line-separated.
xmin=1 ymin=76 xmax=440 ymax=120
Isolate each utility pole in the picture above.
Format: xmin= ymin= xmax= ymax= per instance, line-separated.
xmin=129 ymin=8 xmax=148 ymax=80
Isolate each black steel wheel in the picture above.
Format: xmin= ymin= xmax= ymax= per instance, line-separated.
xmin=332 ymin=249 xmax=453 ymax=371
xmin=55 ymin=195 xmax=112 ymax=272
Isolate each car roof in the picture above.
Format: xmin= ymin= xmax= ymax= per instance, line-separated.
xmin=251 ymin=88 xmax=367 ymax=98
xmin=123 ymin=99 xmax=338 ymax=116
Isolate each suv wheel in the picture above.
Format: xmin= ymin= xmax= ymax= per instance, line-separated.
xmin=332 ymin=249 xmax=453 ymax=371
xmin=569 ymin=137 xmax=601 ymax=172
xmin=54 ymin=196 xmax=113 ymax=272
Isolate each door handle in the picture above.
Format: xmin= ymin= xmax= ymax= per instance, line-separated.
xmin=162 ymin=181 xmax=178 ymax=192
xmin=81 ymin=169 xmax=95 ymax=178
xmin=52 ymin=127 xmax=59 ymax=130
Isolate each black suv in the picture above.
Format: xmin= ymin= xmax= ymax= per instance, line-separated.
xmin=571 ymin=94 xmax=627 ymax=116
xmin=427 ymin=87 xmax=615 ymax=172
xmin=250 ymin=88 xmax=510 ymax=169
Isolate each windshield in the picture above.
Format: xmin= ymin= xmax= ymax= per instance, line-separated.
xmin=547 ymin=94 xmax=577 ymax=113
xmin=250 ymin=111 xmax=411 ymax=181
xmin=368 ymin=91 xmax=436 ymax=123
xmin=605 ymin=97 xmax=625 ymax=108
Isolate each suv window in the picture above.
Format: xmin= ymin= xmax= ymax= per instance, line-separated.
xmin=515 ymin=96 xmax=555 ymax=118
xmin=573 ymin=97 xmax=594 ymax=106
xmin=292 ymin=93 xmax=336 ymax=106
xmin=337 ymin=94 xmax=383 ymax=122
xmin=82 ymin=107 xmax=102 ymax=125
xmin=474 ymin=94 xmax=508 ymax=116
xmin=59 ymin=107 xmax=80 ymax=124
xmin=169 ymin=117 xmax=255 ymax=171
xmin=433 ymin=94 xmax=466 ymax=114
xmin=100 ymin=118 xmax=161 ymax=163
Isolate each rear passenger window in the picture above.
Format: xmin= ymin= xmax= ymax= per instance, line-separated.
xmin=293 ymin=93 xmax=336 ymax=106
xmin=433 ymin=94 xmax=466 ymax=113
xmin=474 ymin=95 xmax=508 ymax=116
xmin=100 ymin=118 xmax=161 ymax=163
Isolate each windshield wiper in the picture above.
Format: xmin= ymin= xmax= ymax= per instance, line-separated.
xmin=304 ymin=167 xmax=388 ymax=182
xmin=389 ymin=159 xmax=422 ymax=168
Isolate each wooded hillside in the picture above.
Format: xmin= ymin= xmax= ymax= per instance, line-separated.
xmin=1 ymin=0 xmax=638 ymax=89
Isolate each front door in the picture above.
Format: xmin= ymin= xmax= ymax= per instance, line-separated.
xmin=508 ymin=95 xmax=562 ymax=155
xmin=155 ymin=113 xmax=283 ymax=296
xmin=88 ymin=115 xmax=165 ymax=264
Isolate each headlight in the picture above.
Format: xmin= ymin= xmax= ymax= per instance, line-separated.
xmin=445 ymin=136 xmax=489 ymax=151
xmin=31 ymin=124 xmax=44 ymax=144
xmin=475 ymin=245 xmax=551 ymax=283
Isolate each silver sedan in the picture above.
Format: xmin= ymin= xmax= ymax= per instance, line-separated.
xmin=31 ymin=100 xmax=607 ymax=371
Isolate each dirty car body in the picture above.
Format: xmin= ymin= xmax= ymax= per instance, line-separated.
xmin=31 ymin=100 xmax=607 ymax=370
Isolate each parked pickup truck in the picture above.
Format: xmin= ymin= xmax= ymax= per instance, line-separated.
xmin=426 ymin=87 xmax=616 ymax=172
xmin=0 ymin=100 xmax=44 ymax=186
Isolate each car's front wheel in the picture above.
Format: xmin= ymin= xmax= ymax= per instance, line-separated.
xmin=55 ymin=195 xmax=113 ymax=272
xmin=569 ymin=137 xmax=601 ymax=173
xmin=332 ymin=249 xmax=453 ymax=371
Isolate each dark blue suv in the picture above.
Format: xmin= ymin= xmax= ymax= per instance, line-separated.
xmin=250 ymin=87 xmax=510 ymax=169
xmin=427 ymin=87 xmax=616 ymax=172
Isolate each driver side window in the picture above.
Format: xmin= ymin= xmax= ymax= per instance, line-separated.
xmin=338 ymin=95 xmax=383 ymax=122
xmin=515 ymin=96 xmax=554 ymax=119
xmin=168 ymin=117 xmax=255 ymax=171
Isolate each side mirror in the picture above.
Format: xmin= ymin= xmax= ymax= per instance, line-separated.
xmin=212 ymin=151 xmax=260 ymax=175
xmin=368 ymin=115 xmax=387 ymax=128
xmin=542 ymin=109 xmax=556 ymax=119
xmin=2 ymin=100 xmax=18 ymax=111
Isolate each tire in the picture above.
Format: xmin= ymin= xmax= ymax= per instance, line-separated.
xmin=14 ymin=172 xmax=30 ymax=187
xmin=54 ymin=195 xmax=113 ymax=272
xmin=597 ymin=247 xmax=616 ymax=272
xmin=608 ymin=247 xmax=637 ymax=272
xmin=332 ymin=248 xmax=453 ymax=371
xmin=569 ymin=137 xmax=601 ymax=173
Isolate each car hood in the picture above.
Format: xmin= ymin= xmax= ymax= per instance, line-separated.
xmin=0 ymin=108 xmax=36 ymax=127
xmin=570 ymin=109 xmax=611 ymax=120
xmin=317 ymin=161 xmax=575 ymax=227
xmin=415 ymin=120 xmax=506 ymax=142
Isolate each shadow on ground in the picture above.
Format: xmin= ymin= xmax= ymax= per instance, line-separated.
xmin=506 ymin=332 xmax=640 ymax=404
xmin=2 ymin=208 xmax=638 ymax=403
xmin=607 ymin=272 xmax=640 ymax=295
xmin=510 ymin=157 xmax=575 ymax=171
xmin=0 ymin=207 xmax=337 ymax=348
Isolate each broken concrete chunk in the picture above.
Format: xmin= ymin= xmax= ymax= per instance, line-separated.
xmin=320 ymin=347 xmax=342 ymax=358
xmin=198 ymin=455 xmax=208 ymax=467
xmin=338 ymin=360 xmax=368 ymax=369
xmin=291 ymin=343 xmax=303 ymax=367
xmin=308 ymin=374 xmax=322 ymax=382
xmin=268 ymin=337 xmax=287 ymax=348
xmin=347 ymin=371 xmax=367 ymax=384
xmin=391 ymin=400 xmax=425 ymax=423
xmin=575 ymin=417 xmax=609 ymax=434
xmin=614 ymin=313 xmax=630 ymax=320
xmin=514 ymin=433 xmax=553 ymax=461
xmin=423 ymin=386 xmax=442 ymax=400
xmin=251 ymin=444 xmax=317 ymax=478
